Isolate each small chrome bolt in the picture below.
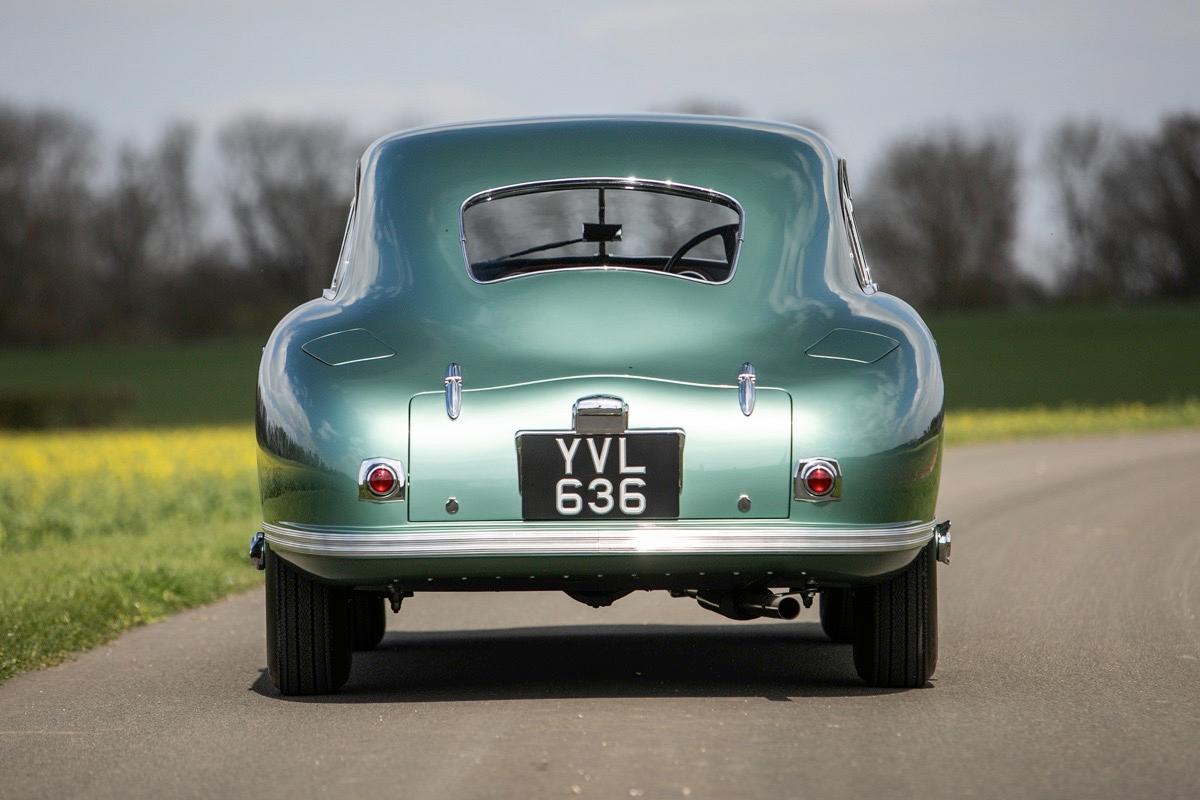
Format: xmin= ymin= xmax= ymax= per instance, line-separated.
xmin=445 ymin=497 xmax=459 ymax=514
xmin=737 ymin=494 xmax=752 ymax=513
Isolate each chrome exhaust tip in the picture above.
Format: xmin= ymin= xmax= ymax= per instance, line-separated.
xmin=934 ymin=520 xmax=951 ymax=565
xmin=249 ymin=531 xmax=266 ymax=570
xmin=739 ymin=594 xmax=802 ymax=620
xmin=690 ymin=590 xmax=803 ymax=621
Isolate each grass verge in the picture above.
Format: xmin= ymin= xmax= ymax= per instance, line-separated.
xmin=0 ymin=517 xmax=261 ymax=683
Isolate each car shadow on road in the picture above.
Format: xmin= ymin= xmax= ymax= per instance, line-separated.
xmin=251 ymin=622 xmax=916 ymax=702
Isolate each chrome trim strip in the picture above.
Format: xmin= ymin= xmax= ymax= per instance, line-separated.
xmin=459 ymin=177 xmax=746 ymax=287
xmin=262 ymin=520 xmax=936 ymax=559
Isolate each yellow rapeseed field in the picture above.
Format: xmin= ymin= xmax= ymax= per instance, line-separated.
xmin=944 ymin=400 xmax=1200 ymax=445
xmin=0 ymin=425 xmax=258 ymax=552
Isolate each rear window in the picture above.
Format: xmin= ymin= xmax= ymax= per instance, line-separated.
xmin=462 ymin=179 xmax=743 ymax=284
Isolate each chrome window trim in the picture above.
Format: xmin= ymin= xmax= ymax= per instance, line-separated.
xmin=262 ymin=519 xmax=936 ymax=558
xmin=838 ymin=159 xmax=878 ymax=295
xmin=325 ymin=161 xmax=361 ymax=300
xmin=459 ymin=177 xmax=746 ymax=286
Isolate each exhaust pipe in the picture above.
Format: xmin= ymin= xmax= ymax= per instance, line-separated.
xmin=690 ymin=590 xmax=802 ymax=621
xmin=737 ymin=594 xmax=802 ymax=620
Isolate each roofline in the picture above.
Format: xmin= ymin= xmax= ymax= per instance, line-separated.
xmin=359 ymin=113 xmax=841 ymax=166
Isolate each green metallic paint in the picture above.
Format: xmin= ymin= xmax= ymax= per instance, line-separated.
xmin=256 ymin=115 xmax=945 ymax=586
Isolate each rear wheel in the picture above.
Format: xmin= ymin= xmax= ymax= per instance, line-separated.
xmin=265 ymin=547 xmax=353 ymax=695
xmin=351 ymin=594 xmax=387 ymax=651
xmin=819 ymin=588 xmax=855 ymax=643
xmin=852 ymin=542 xmax=938 ymax=688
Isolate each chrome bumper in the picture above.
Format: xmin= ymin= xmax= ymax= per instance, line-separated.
xmin=261 ymin=519 xmax=938 ymax=559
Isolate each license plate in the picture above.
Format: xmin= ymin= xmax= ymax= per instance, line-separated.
xmin=517 ymin=431 xmax=682 ymax=520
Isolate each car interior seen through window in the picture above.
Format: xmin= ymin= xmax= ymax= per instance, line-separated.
xmin=462 ymin=182 xmax=742 ymax=283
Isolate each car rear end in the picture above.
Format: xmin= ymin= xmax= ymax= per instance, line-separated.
xmin=253 ymin=117 xmax=948 ymax=695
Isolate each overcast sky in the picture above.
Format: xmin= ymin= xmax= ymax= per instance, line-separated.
xmin=3 ymin=0 xmax=1198 ymax=276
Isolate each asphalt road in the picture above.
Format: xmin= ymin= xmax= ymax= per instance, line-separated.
xmin=2 ymin=431 xmax=1199 ymax=799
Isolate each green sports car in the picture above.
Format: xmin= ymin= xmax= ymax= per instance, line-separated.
xmin=250 ymin=115 xmax=951 ymax=695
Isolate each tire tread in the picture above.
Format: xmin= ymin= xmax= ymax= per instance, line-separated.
xmin=265 ymin=547 xmax=352 ymax=695
xmin=852 ymin=542 xmax=938 ymax=688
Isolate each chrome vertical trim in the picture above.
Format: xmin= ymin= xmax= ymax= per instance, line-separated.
xmin=444 ymin=363 xmax=462 ymax=420
xmin=248 ymin=531 xmax=265 ymax=570
xmin=737 ymin=362 xmax=756 ymax=416
xmin=934 ymin=520 xmax=952 ymax=564
xmin=838 ymin=159 xmax=878 ymax=295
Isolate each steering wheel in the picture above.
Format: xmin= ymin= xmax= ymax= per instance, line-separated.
xmin=663 ymin=224 xmax=740 ymax=275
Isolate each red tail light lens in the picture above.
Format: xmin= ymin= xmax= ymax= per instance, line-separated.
xmin=804 ymin=465 xmax=834 ymax=496
xmin=366 ymin=465 xmax=398 ymax=496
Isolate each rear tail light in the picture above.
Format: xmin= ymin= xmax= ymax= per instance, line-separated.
xmin=794 ymin=458 xmax=842 ymax=502
xmin=358 ymin=458 xmax=406 ymax=501
xmin=367 ymin=465 xmax=398 ymax=496
xmin=804 ymin=465 xmax=834 ymax=496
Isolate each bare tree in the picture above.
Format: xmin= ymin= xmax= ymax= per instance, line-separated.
xmin=1104 ymin=114 xmax=1200 ymax=298
xmin=1043 ymin=120 xmax=1122 ymax=299
xmin=92 ymin=123 xmax=207 ymax=334
xmin=0 ymin=104 xmax=99 ymax=343
xmin=856 ymin=125 xmax=1021 ymax=310
xmin=1046 ymin=113 xmax=1200 ymax=301
xmin=218 ymin=116 xmax=359 ymax=299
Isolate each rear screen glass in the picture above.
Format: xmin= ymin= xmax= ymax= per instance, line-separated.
xmin=462 ymin=182 xmax=742 ymax=284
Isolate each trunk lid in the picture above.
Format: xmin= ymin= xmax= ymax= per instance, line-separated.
xmin=407 ymin=376 xmax=791 ymax=522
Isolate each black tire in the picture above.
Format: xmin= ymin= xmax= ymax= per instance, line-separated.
xmin=819 ymin=588 xmax=855 ymax=643
xmin=351 ymin=594 xmax=387 ymax=651
xmin=852 ymin=542 xmax=938 ymax=688
xmin=265 ymin=547 xmax=353 ymax=695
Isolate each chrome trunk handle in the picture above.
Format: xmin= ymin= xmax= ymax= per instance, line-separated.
xmin=444 ymin=362 xmax=462 ymax=420
xmin=573 ymin=394 xmax=628 ymax=434
xmin=737 ymin=362 xmax=756 ymax=416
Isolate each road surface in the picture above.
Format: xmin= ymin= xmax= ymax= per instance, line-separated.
xmin=2 ymin=431 xmax=1198 ymax=798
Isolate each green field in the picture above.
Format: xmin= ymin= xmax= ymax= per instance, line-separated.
xmin=1 ymin=304 xmax=1197 ymax=426
xmin=929 ymin=304 xmax=1200 ymax=409
xmin=0 ymin=338 xmax=262 ymax=427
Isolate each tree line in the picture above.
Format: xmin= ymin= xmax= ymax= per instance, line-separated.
xmin=2 ymin=101 xmax=1197 ymax=345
